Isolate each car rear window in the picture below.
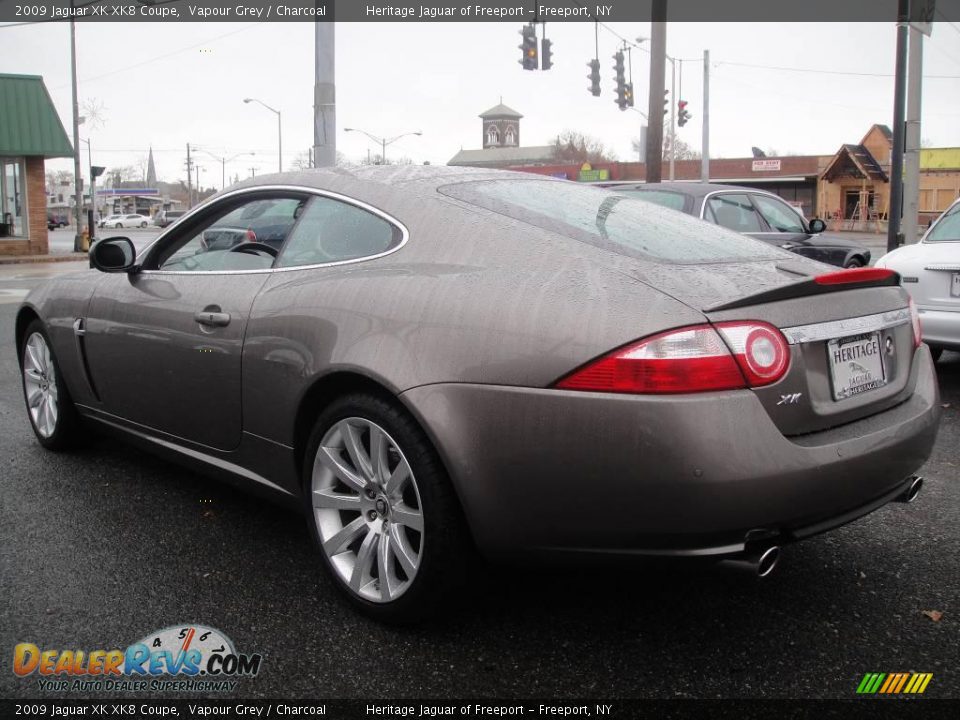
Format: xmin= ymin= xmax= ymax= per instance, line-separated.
xmin=439 ymin=179 xmax=782 ymax=263
xmin=617 ymin=189 xmax=690 ymax=213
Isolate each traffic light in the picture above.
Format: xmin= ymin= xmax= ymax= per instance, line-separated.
xmin=519 ymin=24 xmax=538 ymax=70
xmin=541 ymin=38 xmax=553 ymax=70
xmin=624 ymin=83 xmax=634 ymax=108
xmin=678 ymin=100 xmax=691 ymax=126
xmin=613 ymin=51 xmax=627 ymax=110
xmin=587 ymin=59 xmax=601 ymax=96
xmin=663 ymin=89 xmax=669 ymax=116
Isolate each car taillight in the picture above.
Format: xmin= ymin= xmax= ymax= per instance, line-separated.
xmin=909 ymin=297 xmax=922 ymax=348
xmin=553 ymin=322 xmax=790 ymax=395
xmin=714 ymin=322 xmax=790 ymax=386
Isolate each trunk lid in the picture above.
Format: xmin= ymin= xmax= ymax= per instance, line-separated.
xmin=707 ymin=283 xmax=916 ymax=436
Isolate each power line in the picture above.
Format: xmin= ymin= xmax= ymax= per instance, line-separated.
xmin=716 ymin=60 xmax=960 ymax=79
xmin=934 ymin=9 xmax=960 ymax=37
xmin=46 ymin=23 xmax=262 ymax=90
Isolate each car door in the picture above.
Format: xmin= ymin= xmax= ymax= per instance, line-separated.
xmin=81 ymin=191 xmax=306 ymax=451
xmin=749 ymin=193 xmax=856 ymax=266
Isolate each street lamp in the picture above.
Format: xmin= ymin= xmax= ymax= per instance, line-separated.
xmin=343 ymin=128 xmax=422 ymax=165
xmin=200 ymin=150 xmax=256 ymax=189
xmin=243 ymin=98 xmax=281 ymax=172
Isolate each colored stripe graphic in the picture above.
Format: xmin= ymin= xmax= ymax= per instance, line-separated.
xmin=857 ymin=672 xmax=932 ymax=694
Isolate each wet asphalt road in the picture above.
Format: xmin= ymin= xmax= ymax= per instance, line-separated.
xmin=0 ymin=271 xmax=957 ymax=701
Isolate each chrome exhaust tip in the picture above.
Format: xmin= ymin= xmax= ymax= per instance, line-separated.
xmin=895 ymin=475 xmax=923 ymax=504
xmin=718 ymin=545 xmax=781 ymax=578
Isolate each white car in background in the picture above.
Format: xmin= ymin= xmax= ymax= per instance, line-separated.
xmin=99 ymin=213 xmax=152 ymax=229
xmin=875 ymin=197 xmax=960 ymax=362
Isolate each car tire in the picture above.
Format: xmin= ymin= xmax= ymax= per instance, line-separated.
xmin=844 ymin=256 xmax=865 ymax=269
xmin=929 ymin=346 xmax=943 ymax=363
xmin=302 ymin=393 xmax=470 ymax=623
xmin=20 ymin=320 xmax=80 ymax=450
xmin=140 ymin=221 xmax=147 ymax=228
xmin=115 ymin=223 xmax=123 ymax=229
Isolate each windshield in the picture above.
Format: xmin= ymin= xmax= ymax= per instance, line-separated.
xmin=925 ymin=203 xmax=960 ymax=243
xmin=440 ymin=179 xmax=783 ymax=264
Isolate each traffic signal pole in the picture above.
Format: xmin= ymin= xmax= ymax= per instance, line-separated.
xmin=887 ymin=0 xmax=909 ymax=253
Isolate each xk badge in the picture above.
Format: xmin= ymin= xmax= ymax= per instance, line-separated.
xmin=777 ymin=393 xmax=803 ymax=405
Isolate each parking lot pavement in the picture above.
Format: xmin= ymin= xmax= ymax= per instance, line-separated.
xmin=0 ymin=296 xmax=956 ymax=699
xmin=0 ymin=261 xmax=87 ymax=304
xmin=47 ymin=226 xmax=162 ymax=255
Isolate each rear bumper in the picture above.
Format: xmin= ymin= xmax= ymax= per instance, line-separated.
xmin=918 ymin=307 xmax=960 ymax=350
xmin=402 ymin=346 xmax=941 ymax=560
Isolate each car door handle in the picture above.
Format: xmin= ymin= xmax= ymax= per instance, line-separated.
xmin=194 ymin=310 xmax=231 ymax=327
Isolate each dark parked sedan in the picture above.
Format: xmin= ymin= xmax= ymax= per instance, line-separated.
xmin=17 ymin=167 xmax=940 ymax=622
xmin=608 ymin=182 xmax=871 ymax=268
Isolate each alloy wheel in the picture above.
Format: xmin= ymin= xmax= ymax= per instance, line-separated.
xmin=310 ymin=417 xmax=425 ymax=603
xmin=22 ymin=332 xmax=59 ymax=438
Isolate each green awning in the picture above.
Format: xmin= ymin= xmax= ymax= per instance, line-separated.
xmin=0 ymin=74 xmax=73 ymax=158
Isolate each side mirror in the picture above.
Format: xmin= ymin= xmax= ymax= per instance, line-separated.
xmin=89 ymin=237 xmax=138 ymax=273
xmin=808 ymin=218 xmax=826 ymax=234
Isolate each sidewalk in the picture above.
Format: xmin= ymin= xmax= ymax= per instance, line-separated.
xmin=0 ymin=252 xmax=87 ymax=265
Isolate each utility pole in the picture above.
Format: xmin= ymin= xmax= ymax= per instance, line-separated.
xmin=888 ymin=0 xmax=909 ymax=253
xmin=701 ymin=49 xmax=710 ymax=182
xmin=313 ymin=22 xmax=336 ymax=167
xmin=645 ymin=0 xmax=667 ymax=184
xmin=903 ymin=24 xmax=924 ymax=245
xmin=185 ymin=144 xmax=193 ymax=208
xmin=70 ymin=18 xmax=84 ymax=252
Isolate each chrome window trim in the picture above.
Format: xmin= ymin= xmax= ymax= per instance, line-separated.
xmin=699 ymin=188 xmax=808 ymax=232
xmin=781 ymin=308 xmax=911 ymax=345
xmin=137 ymin=184 xmax=410 ymax=276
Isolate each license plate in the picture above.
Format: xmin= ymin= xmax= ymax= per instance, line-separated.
xmin=827 ymin=332 xmax=887 ymax=401
xmin=952 ymin=272 xmax=960 ymax=298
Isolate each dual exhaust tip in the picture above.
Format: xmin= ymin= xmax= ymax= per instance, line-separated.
xmin=718 ymin=475 xmax=924 ymax=579
xmin=719 ymin=545 xmax=781 ymax=578
xmin=895 ymin=475 xmax=924 ymax=504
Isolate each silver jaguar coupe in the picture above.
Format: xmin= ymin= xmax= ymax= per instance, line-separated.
xmin=17 ymin=166 xmax=941 ymax=621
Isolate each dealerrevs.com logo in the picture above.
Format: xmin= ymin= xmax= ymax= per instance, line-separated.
xmin=13 ymin=624 xmax=262 ymax=693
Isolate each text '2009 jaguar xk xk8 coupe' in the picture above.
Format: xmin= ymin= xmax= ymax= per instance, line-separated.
xmin=18 ymin=166 xmax=940 ymax=622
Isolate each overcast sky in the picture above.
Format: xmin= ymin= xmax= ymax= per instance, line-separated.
xmin=2 ymin=20 xmax=960 ymax=189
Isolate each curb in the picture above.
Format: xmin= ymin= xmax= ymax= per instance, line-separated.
xmin=0 ymin=254 xmax=88 ymax=265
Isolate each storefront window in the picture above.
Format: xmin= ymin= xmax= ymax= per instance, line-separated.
xmin=1 ymin=157 xmax=27 ymax=237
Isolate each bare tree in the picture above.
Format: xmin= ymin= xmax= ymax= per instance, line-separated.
xmin=109 ymin=165 xmax=142 ymax=185
xmin=289 ymin=151 xmax=312 ymax=171
xmin=638 ymin=135 xmax=701 ymax=161
xmin=552 ymin=131 xmax=616 ymax=164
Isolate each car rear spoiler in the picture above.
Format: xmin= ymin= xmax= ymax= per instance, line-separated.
xmin=706 ymin=267 xmax=900 ymax=312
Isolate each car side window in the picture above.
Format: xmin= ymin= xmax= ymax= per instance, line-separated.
xmin=156 ymin=196 xmax=304 ymax=272
xmin=752 ymin=195 xmax=806 ymax=233
xmin=705 ymin=194 xmax=765 ymax=233
xmin=274 ymin=196 xmax=400 ymax=268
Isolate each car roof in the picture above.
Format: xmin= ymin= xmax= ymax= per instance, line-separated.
xmin=600 ymin=181 xmax=781 ymax=200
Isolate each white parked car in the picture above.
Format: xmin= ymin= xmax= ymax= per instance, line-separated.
xmin=99 ymin=213 xmax=151 ymax=229
xmin=875 ymin=197 xmax=960 ymax=362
